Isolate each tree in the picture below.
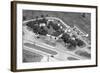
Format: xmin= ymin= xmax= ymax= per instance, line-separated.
xmin=48 ymin=21 xmax=60 ymax=31
xmin=61 ymin=33 xmax=77 ymax=49
xmin=75 ymin=38 xmax=85 ymax=47
xmin=67 ymin=44 xmax=76 ymax=49
xmin=42 ymin=18 xmax=47 ymax=24
xmin=26 ymin=21 xmax=36 ymax=28
xmin=69 ymin=39 xmax=77 ymax=47
xmin=32 ymin=25 xmax=40 ymax=34
xmin=52 ymin=24 xmax=60 ymax=31
xmin=61 ymin=33 xmax=70 ymax=43
xmin=26 ymin=21 xmax=48 ymax=35
xmin=67 ymin=39 xmax=77 ymax=50
xmin=38 ymin=27 xmax=48 ymax=35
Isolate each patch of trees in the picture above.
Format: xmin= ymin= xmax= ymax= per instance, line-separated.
xmin=61 ymin=33 xmax=85 ymax=49
xmin=48 ymin=21 xmax=60 ymax=31
xmin=47 ymin=21 xmax=64 ymax=37
xmin=67 ymin=39 xmax=77 ymax=49
xmin=26 ymin=21 xmax=39 ymax=34
xmin=61 ymin=33 xmax=71 ymax=43
xmin=38 ymin=18 xmax=47 ymax=24
xmin=61 ymin=33 xmax=77 ymax=49
xmin=26 ymin=21 xmax=48 ymax=36
xmin=38 ymin=26 xmax=48 ymax=35
xmin=75 ymin=38 xmax=85 ymax=47
xmin=26 ymin=21 xmax=37 ymax=28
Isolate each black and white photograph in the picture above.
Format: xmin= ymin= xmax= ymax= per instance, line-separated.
xmin=22 ymin=10 xmax=91 ymax=62
xmin=11 ymin=1 xmax=97 ymax=71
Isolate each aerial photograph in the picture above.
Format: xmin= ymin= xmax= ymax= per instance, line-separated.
xmin=22 ymin=10 xmax=91 ymax=63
